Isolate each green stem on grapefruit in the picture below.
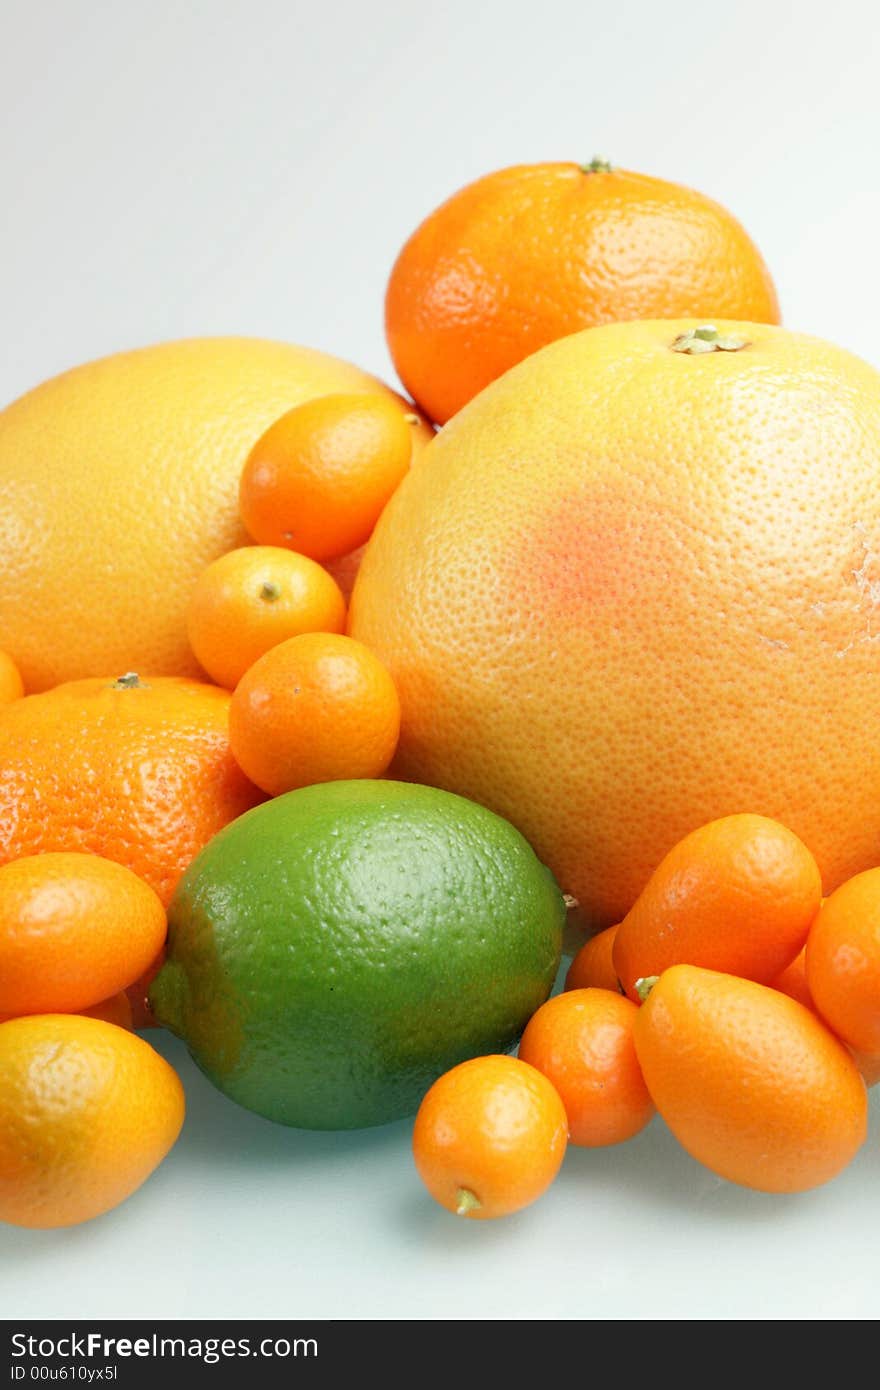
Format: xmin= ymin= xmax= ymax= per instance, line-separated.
xmin=580 ymin=156 xmax=612 ymax=174
xmin=455 ymin=1188 xmax=482 ymax=1217
xmin=635 ymin=975 xmax=660 ymax=1003
xmin=671 ymin=325 xmax=750 ymax=355
xmin=111 ymin=672 xmax=148 ymax=689
xmin=260 ymin=582 xmax=282 ymax=602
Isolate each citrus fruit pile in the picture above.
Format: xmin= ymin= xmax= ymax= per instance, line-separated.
xmin=0 ymin=844 xmax=185 ymax=1227
xmin=0 ymin=384 xmax=423 ymax=1225
xmin=415 ymin=813 xmax=879 ymax=1219
xmin=1 ymin=156 xmax=879 ymax=1232
xmin=351 ymin=316 xmax=880 ymax=928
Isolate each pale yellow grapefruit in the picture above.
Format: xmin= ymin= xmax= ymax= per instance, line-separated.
xmin=350 ymin=319 xmax=880 ymax=927
xmin=0 ymin=337 xmax=430 ymax=692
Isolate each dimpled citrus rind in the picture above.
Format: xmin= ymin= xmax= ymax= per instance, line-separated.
xmin=0 ymin=337 xmax=432 ymax=693
xmin=150 ymin=780 xmax=564 ymax=1129
xmin=351 ymin=319 xmax=880 ymax=927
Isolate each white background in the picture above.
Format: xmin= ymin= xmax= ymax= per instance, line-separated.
xmin=2 ymin=0 xmax=880 ymax=1322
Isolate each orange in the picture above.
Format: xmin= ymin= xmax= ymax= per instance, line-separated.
xmin=565 ymin=924 xmax=620 ymax=993
xmin=412 ymin=1054 xmax=567 ymax=1219
xmin=351 ymin=320 xmax=880 ymax=929
xmin=771 ymin=948 xmax=815 ymax=1011
xmin=0 ymin=852 xmax=166 ymax=1016
xmin=0 ymin=993 xmax=133 ymax=1030
xmin=386 ymin=160 xmax=779 ymax=423
xmin=81 ymin=993 xmax=134 ymax=1030
xmin=771 ymin=947 xmax=880 ymax=1088
xmin=0 ymin=673 xmax=261 ymax=904
xmin=187 ymin=545 xmax=346 ymax=690
xmin=0 ymin=1014 xmax=184 ymax=1228
xmin=806 ymin=868 xmax=880 ymax=1055
xmin=0 ymin=338 xmax=432 ymax=693
xmin=853 ymin=1050 xmax=880 ymax=1087
xmin=633 ymin=966 xmax=867 ymax=1193
xmin=612 ymin=814 xmax=821 ymax=1001
xmin=239 ymin=393 xmax=417 ymax=562
xmin=0 ymin=651 xmax=23 ymax=705
xmin=229 ymin=633 xmax=400 ymax=797
xmin=519 ymin=989 xmax=653 ymax=1147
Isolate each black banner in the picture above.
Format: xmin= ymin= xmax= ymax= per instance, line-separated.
xmin=3 ymin=1325 xmax=328 ymax=1386
xmin=2 ymin=1321 xmax=562 ymax=1382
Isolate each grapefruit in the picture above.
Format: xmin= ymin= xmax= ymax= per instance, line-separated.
xmin=0 ymin=337 xmax=431 ymax=692
xmin=350 ymin=319 xmax=880 ymax=927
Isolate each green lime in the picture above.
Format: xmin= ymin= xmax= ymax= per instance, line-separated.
xmin=150 ymin=779 xmax=563 ymax=1129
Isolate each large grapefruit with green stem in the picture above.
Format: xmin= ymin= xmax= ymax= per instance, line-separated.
xmin=350 ymin=319 xmax=880 ymax=928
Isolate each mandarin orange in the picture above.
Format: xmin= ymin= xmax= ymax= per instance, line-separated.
xmin=0 ymin=673 xmax=261 ymax=904
xmin=386 ymin=161 xmax=779 ymax=423
xmin=187 ymin=546 xmax=346 ymax=690
xmin=229 ymin=634 xmax=400 ymax=796
xmin=565 ymin=925 xmax=620 ymax=993
xmin=519 ymin=989 xmax=653 ymax=1147
xmin=412 ymin=1055 xmax=567 ymax=1219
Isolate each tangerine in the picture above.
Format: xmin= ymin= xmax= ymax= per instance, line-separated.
xmin=187 ymin=546 xmax=345 ymax=689
xmin=229 ymin=634 xmax=400 ymax=796
xmin=519 ymin=989 xmax=653 ymax=1146
xmin=0 ymin=673 xmax=261 ymax=904
xmin=412 ymin=1054 xmax=567 ymax=1219
xmin=386 ymin=161 xmax=779 ymax=422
